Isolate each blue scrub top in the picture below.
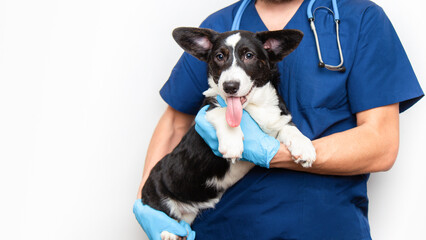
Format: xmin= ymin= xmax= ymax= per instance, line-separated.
xmin=160 ymin=0 xmax=423 ymax=239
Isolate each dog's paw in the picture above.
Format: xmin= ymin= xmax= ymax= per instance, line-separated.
xmin=161 ymin=231 xmax=182 ymax=240
xmin=217 ymin=128 xmax=244 ymax=161
xmin=218 ymin=137 xmax=244 ymax=161
xmin=286 ymin=135 xmax=316 ymax=168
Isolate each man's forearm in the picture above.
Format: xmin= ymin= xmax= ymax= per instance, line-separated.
xmin=270 ymin=103 xmax=400 ymax=175
xmin=137 ymin=106 xmax=194 ymax=198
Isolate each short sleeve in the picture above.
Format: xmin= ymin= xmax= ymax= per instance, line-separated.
xmin=347 ymin=5 xmax=423 ymax=114
xmin=159 ymin=52 xmax=208 ymax=115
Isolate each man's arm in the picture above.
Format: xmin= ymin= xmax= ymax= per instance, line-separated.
xmin=270 ymin=103 xmax=400 ymax=175
xmin=137 ymin=106 xmax=194 ymax=198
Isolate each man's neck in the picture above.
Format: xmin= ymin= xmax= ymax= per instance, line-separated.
xmin=255 ymin=0 xmax=304 ymax=31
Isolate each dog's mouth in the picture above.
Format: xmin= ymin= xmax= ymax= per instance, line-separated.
xmin=225 ymin=85 xmax=254 ymax=128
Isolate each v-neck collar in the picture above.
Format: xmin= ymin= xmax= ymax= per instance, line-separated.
xmin=240 ymin=0 xmax=307 ymax=32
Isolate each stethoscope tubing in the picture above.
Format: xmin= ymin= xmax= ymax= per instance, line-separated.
xmin=308 ymin=0 xmax=339 ymax=20
xmin=231 ymin=0 xmax=251 ymax=31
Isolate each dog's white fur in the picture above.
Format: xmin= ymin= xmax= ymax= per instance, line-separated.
xmin=218 ymin=34 xmax=254 ymax=99
xmin=161 ymin=231 xmax=183 ymax=240
xmin=205 ymin=81 xmax=316 ymax=167
xmin=225 ymin=33 xmax=241 ymax=48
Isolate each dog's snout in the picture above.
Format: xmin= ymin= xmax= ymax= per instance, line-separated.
xmin=223 ymin=81 xmax=240 ymax=94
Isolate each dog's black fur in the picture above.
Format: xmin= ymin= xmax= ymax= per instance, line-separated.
xmin=141 ymin=27 xmax=304 ymax=224
xmin=142 ymin=124 xmax=228 ymax=214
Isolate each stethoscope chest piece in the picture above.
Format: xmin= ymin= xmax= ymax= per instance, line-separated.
xmin=308 ymin=0 xmax=345 ymax=72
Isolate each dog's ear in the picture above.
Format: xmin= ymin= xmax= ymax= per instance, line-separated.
xmin=255 ymin=29 xmax=303 ymax=62
xmin=172 ymin=27 xmax=218 ymax=62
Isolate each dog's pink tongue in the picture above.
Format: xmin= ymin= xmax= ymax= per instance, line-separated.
xmin=226 ymin=97 xmax=243 ymax=127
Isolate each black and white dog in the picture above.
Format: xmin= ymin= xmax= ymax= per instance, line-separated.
xmin=142 ymin=27 xmax=316 ymax=240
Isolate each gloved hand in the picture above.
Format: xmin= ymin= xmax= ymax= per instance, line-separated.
xmin=133 ymin=199 xmax=196 ymax=240
xmin=195 ymin=96 xmax=280 ymax=168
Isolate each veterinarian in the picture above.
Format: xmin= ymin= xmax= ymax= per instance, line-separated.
xmin=134 ymin=0 xmax=423 ymax=239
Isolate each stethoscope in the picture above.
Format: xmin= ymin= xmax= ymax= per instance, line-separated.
xmin=232 ymin=0 xmax=345 ymax=72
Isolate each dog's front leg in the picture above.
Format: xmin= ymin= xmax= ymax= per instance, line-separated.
xmin=205 ymin=107 xmax=244 ymax=163
xmin=277 ymin=124 xmax=316 ymax=168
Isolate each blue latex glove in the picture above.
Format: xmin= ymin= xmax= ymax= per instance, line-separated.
xmin=195 ymin=96 xmax=280 ymax=168
xmin=133 ymin=199 xmax=196 ymax=240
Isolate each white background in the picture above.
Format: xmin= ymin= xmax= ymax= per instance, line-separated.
xmin=0 ymin=0 xmax=425 ymax=239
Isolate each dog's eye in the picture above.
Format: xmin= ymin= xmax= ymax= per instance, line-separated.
xmin=216 ymin=53 xmax=224 ymax=61
xmin=245 ymin=52 xmax=254 ymax=60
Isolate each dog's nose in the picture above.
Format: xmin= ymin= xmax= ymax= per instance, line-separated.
xmin=223 ymin=81 xmax=240 ymax=94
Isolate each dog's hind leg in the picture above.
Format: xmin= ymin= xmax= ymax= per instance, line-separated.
xmin=160 ymin=213 xmax=195 ymax=240
xmin=161 ymin=231 xmax=182 ymax=240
